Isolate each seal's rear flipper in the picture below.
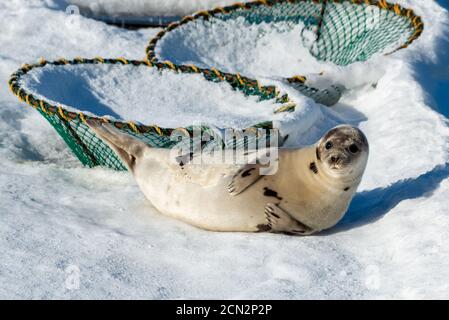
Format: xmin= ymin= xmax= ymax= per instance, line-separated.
xmin=86 ymin=119 xmax=149 ymax=171
xmin=265 ymin=203 xmax=314 ymax=236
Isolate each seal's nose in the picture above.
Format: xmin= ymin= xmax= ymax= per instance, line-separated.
xmin=330 ymin=155 xmax=339 ymax=164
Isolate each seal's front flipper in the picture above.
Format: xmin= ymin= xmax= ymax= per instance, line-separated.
xmin=227 ymin=163 xmax=264 ymax=196
xmin=86 ymin=120 xmax=149 ymax=171
xmin=227 ymin=149 xmax=278 ymax=196
xmin=264 ymin=203 xmax=314 ymax=235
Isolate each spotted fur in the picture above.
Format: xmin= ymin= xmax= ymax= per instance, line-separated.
xmin=309 ymin=162 xmax=318 ymax=174
xmin=263 ymin=187 xmax=282 ymax=200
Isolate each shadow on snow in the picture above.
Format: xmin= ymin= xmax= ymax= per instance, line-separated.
xmin=413 ymin=3 xmax=449 ymax=119
xmin=327 ymin=162 xmax=449 ymax=234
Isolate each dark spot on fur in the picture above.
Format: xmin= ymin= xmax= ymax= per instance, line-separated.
xmin=344 ymin=187 xmax=350 ymax=191
xmin=241 ymin=167 xmax=255 ymax=177
xmin=270 ymin=212 xmax=280 ymax=219
xmin=263 ymin=187 xmax=283 ymax=200
xmin=176 ymin=152 xmax=194 ymax=167
xmin=127 ymin=155 xmax=136 ymax=169
xmin=323 ymin=127 xmax=341 ymax=141
xmin=256 ymin=224 xmax=271 ymax=232
xmin=309 ymin=162 xmax=318 ymax=174
xmin=316 ymin=148 xmax=321 ymax=161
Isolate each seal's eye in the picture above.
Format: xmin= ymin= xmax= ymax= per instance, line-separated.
xmin=325 ymin=141 xmax=333 ymax=150
xmin=349 ymin=144 xmax=359 ymax=153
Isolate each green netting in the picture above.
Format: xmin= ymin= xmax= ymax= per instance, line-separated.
xmin=8 ymin=58 xmax=283 ymax=170
xmin=8 ymin=0 xmax=423 ymax=171
xmin=222 ymin=0 xmax=420 ymax=65
xmin=146 ymin=0 xmax=423 ymax=105
xmin=312 ymin=0 xmax=418 ymax=64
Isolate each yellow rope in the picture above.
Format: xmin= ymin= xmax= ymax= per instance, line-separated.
xmin=58 ymin=106 xmax=69 ymax=121
xmin=290 ymin=75 xmax=306 ymax=83
xmin=153 ymin=126 xmax=163 ymax=136
xmin=176 ymin=127 xmax=190 ymax=137
xmin=17 ymin=89 xmax=23 ymax=102
xmin=274 ymin=102 xmax=296 ymax=114
xmin=79 ymin=112 xmax=87 ymax=123
xmin=181 ymin=16 xmax=194 ymax=23
xmin=412 ymin=16 xmax=421 ymax=26
xmin=256 ymin=80 xmax=262 ymax=92
xmin=117 ymin=57 xmax=129 ymax=65
xmin=167 ymin=22 xmax=177 ymax=30
xmin=163 ymin=61 xmax=176 ymax=70
xmin=211 ymin=68 xmax=224 ymax=81
xmin=236 ymin=73 xmax=244 ymax=86
xmin=195 ymin=10 xmax=210 ymax=17
xmin=188 ymin=64 xmax=199 ymax=72
xmin=378 ymin=0 xmax=388 ymax=9
xmin=128 ymin=121 xmax=140 ymax=133
xmin=21 ymin=64 xmax=31 ymax=72
xmin=215 ymin=7 xmax=227 ymax=14
xmin=155 ymin=30 xmax=166 ymax=39
xmin=393 ymin=4 xmax=401 ymax=15
xmin=39 ymin=101 xmax=47 ymax=114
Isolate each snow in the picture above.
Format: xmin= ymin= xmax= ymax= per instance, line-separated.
xmin=1 ymin=0 xmax=449 ymax=299
xmin=155 ymin=13 xmax=394 ymax=89
xmin=156 ymin=18 xmax=323 ymax=78
xmin=67 ymin=0 xmax=251 ymax=17
xmin=20 ymin=63 xmax=283 ymax=128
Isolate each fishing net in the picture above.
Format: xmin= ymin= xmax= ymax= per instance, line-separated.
xmin=8 ymin=0 xmax=423 ymax=170
xmin=8 ymin=58 xmax=285 ymax=170
xmin=146 ymin=0 xmax=423 ymax=107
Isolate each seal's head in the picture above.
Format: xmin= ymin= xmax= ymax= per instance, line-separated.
xmin=316 ymin=125 xmax=369 ymax=180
